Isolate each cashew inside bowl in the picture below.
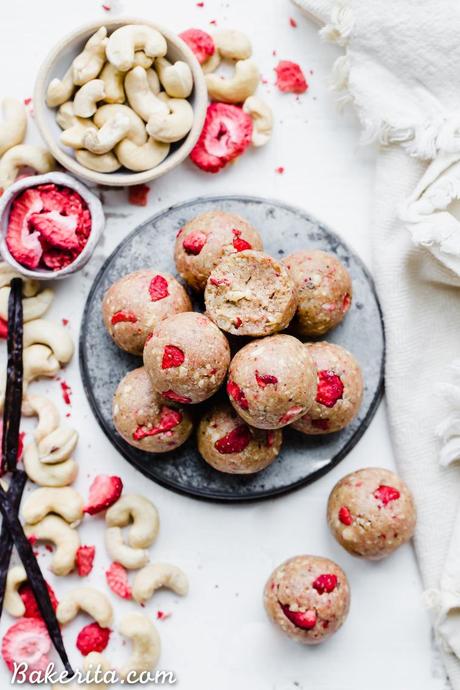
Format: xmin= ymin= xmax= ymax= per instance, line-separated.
xmin=155 ymin=58 xmax=193 ymax=99
xmin=105 ymin=24 xmax=167 ymax=72
xmin=72 ymin=27 xmax=108 ymax=86
xmin=146 ymin=97 xmax=194 ymax=143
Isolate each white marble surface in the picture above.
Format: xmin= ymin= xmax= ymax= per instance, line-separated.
xmin=0 ymin=0 xmax=449 ymax=688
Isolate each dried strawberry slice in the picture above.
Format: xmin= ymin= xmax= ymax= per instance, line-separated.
xmin=83 ymin=475 xmax=123 ymax=515
xmin=232 ymin=230 xmax=252 ymax=251
xmin=183 ymin=231 xmax=207 ymax=255
xmin=76 ymin=545 xmax=96 ymax=577
xmin=374 ymin=485 xmax=400 ymax=506
xmin=316 ymin=370 xmax=344 ymax=408
xmin=1 ymin=618 xmax=51 ymax=678
xmin=255 ymin=371 xmax=278 ymax=388
xmin=149 ymin=275 xmax=169 ymax=301
xmin=6 ymin=188 xmax=44 ymax=268
xmin=179 ymin=28 xmax=215 ymax=64
xmin=106 ymin=562 xmax=132 ymax=599
xmin=312 ymin=574 xmax=338 ymax=594
xmin=274 ymin=60 xmax=308 ymax=93
xmin=227 ymin=380 xmax=249 ymax=410
xmin=279 ymin=406 xmax=304 ymax=425
xmin=76 ymin=622 xmax=111 ymax=656
xmin=19 ymin=582 xmax=58 ymax=618
xmin=41 ymin=247 xmax=76 ymax=270
xmin=342 ymin=293 xmax=351 ymax=312
xmin=338 ymin=506 xmax=353 ymax=525
xmin=28 ymin=211 xmax=80 ymax=251
xmin=111 ymin=310 xmax=137 ymax=325
xmin=214 ymin=425 xmax=251 ymax=454
xmin=162 ymin=390 xmax=192 ymax=404
xmin=0 ymin=317 xmax=7 ymax=338
xmin=128 ymin=184 xmax=150 ymax=206
xmin=280 ymin=604 xmax=317 ymax=629
xmin=162 ymin=345 xmax=185 ymax=369
xmin=133 ymin=407 xmax=183 ymax=440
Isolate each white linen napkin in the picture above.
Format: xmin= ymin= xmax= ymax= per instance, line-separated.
xmin=292 ymin=1 xmax=460 ymax=686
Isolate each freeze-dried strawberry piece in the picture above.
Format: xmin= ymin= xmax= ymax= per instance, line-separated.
xmin=266 ymin=431 xmax=275 ymax=447
xmin=183 ymin=231 xmax=207 ymax=255
xmin=162 ymin=390 xmax=192 ymax=404
xmin=342 ymin=293 xmax=351 ymax=312
xmin=316 ymin=370 xmax=344 ymax=408
xmin=227 ymin=380 xmax=249 ymax=410
xmin=133 ymin=407 xmax=182 ymax=440
xmin=275 ymin=60 xmax=308 ymax=93
xmin=374 ymin=485 xmax=400 ymax=506
xmin=280 ymin=604 xmax=317 ymax=629
xmin=83 ymin=475 xmax=123 ymax=515
xmin=0 ymin=317 xmax=7 ymax=338
xmin=209 ymin=276 xmax=229 ymax=287
xmin=106 ymin=562 xmax=132 ymax=599
xmin=128 ymin=184 xmax=150 ymax=206
xmin=312 ymin=574 xmax=338 ymax=594
xmin=279 ymin=406 xmax=304 ymax=425
xmin=232 ymin=230 xmax=252 ymax=251
xmin=162 ymin=345 xmax=185 ymax=369
xmin=233 ymin=317 xmax=242 ymax=329
xmin=215 ymin=424 xmax=251 ymax=454
xmin=19 ymin=582 xmax=58 ymax=618
xmin=76 ymin=545 xmax=96 ymax=576
xmin=338 ymin=506 xmax=353 ymax=525
xmin=41 ymin=248 xmax=75 ymax=271
xmin=190 ymin=103 xmax=253 ymax=173
xmin=6 ymin=188 xmax=44 ymax=268
xmin=255 ymin=371 xmax=278 ymax=388
xmin=28 ymin=211 xmax=80 ymax=251
xmin=1 ymin=618 xmax=51 ymax=678
xmin=149 ymin=274 xmax=169 ymax=301
xmin=111 ymin=310 xmax=137 ymax=325
xmin=179 ymin=28 xmax=215 ymax=64
xmin=76 ymin=622 xmax=111 ymax=656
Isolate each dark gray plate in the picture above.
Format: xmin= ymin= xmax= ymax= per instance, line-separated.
xmin=80 ymin=196 xmax=384 ymax=502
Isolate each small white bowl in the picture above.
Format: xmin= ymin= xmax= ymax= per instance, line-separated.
xmin=0 ymin=171 xmax=105 ymax=280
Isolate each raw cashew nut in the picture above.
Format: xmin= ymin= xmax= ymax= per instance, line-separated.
xmin=23 ymin=440 xmax=78 ymax=487
xmin=105 ymin=527 xmax=149 ymax=570
xmin=214 ymin=30 xmax=252 ymax=60
xmin=155 ymin=58 xmax=193 ymax=98
xmin=0 ymin=145 xmax=55 ymax=190
xmin=23 ymin=344 xmax=60 ymax=384
xmin=132 ymin=563 xmax=189 ymax=605
xmin=57 ymin=587 xmax=113 ymax=627
xmin=243 ymin=96 xmax=273 ymax=146
xmin=4 ymin=566 xmax=27 ymax=617
xmin=202 ymin=51 xmax=221 ymax=74
xmin=24 ymin=515 xmax=80 ymax=576
xmin=57 ymin=103 xmax=93 ymax=149
xmin=72 ymin=27 xmax=108 ymax=86
xmin=46 ymin=68 xmax=75 ymax=108
xmin=118 ymin=612 xmax=161 ymax=679
xmin=83 ymin=114 xmax=131 ymax=154
xmin=105 ymin=495 xmax=159 ymax=548
xmin=0 ymin=262 xmax=39 ymax=295
xmin=205 ymin=59 xmax=260 ymax=103
xmin=106 ymin=25 xmax=167 ymax=72
xmin=99 ymin=62 xmax=125 ymax=104
xmin=76 ymin=149 xmax=121 ymax=173
xmin=22 ymin=395 xmax=60 ymax=442
xmin=56 ymin=101 xmax=78 ymax=130
xmin=0 ymin=286 xmax=53 ymax=323
xmin=133 ymin=51 xmax=154 ymax=69
xmin=23 ymin=319 xmax=74 ymax=364
xmin=73 ymin=80 xmax=105 ymax=118
xmin=146 ymin=68 xmax=160 ymax=94
xmin=94 ymin=104 xmax=147 ymax=145
xmin=146 ymin=97 xmax=193 ymax=143
xmin=0 ymin=98 xmax=27 ymax=156
xmin=124 ymin=66 xmax=169 ymax=122
xmin=22 ymin=487 xmax=83 ymax=525
xmin=83 ymin=653 xmax=111 ymax=690
xmin=115 ymin=137 xmax=169 ymax=172
xmin=38 ymin=426 xmax=79 ymax=464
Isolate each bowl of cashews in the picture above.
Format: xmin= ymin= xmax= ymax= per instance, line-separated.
xmin=33 ymin=18 xmax=208 ymax=186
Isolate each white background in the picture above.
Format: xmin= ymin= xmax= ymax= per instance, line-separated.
xmin=0 ymin=0 xmax=449 ymax=688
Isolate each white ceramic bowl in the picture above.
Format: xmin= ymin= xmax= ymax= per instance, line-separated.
xmin=33 ymin=18 xmax=208 ymax=187
xmin=0 ymin=171 xmax=105 ymax=280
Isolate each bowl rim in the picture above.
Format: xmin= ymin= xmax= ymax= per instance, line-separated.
xmin=33 ymin=17 xmax=208 ymax=187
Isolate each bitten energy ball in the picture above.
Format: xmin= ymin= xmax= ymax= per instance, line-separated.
xmin=227 ymin=335 xmax=317 ymax=429
xmin=293 ymin=342 xmax=363 ymax=435
xmin=174 ymin=211 xmax=263 ymax=291
xmin=197 ymin=403 xmax=282 ymax=474
xmin=143 ymin=311 xmax=231 ymax=404
xmin=264 ymin=555 xmax=350 ymax=645
xmin=327 ymin=468 xmax=416 ymax=560
xmin=102 ymin=270 xmax=192 ymax=355
xmin=113 ymin=367 xmax=193 ymax=453
xmin=205 ymin=250 xmax=297 ymax=337
xmin=283 ymin=250 xmax=352 ymax=337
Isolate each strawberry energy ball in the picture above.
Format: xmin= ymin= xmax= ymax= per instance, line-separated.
xmin=327 ymin=468 xmax=416 ymax=560
xmin=227 ymin=334 xmax=317 ymax=429
xmin=283 ymin=250 xmax=352 ymax=337
xmin=174 ymin=210 xmax=263 ymax=291
xmin=205 ymin=251 xmax=297 ymax=336
xmin=293 ymin=342 xmax=363 ymax=435
xmin=143 ymin=311 xmax=231 ymax=404
xmin=102 ymin=270 xmax=192 ymax=356
xmin=197 ymin=403 xmax=282 ymax=474
xmin=264 ymin=555 xmax=350 ymax=645
xmin=113 ymin=367 xmax=193 ymax=453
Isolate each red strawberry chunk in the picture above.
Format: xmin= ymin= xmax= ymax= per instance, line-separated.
xmin=6 ymin=188 xmax=43 ymax=268
xmin=280 ymin=604 xmax=317 ymax=630
xmin=149 ymin=274 xmax=169 ymax=302
xmin=128 ymin=184 xmax=150 ymax=206
xmin=374 ymin=485 xmax=400 ymax=506
xmin=342 ymin=293 xmax=351 ymax=312
xmin=76 ymin=545 xmax=96 ymax=576
xmin=106 ymin=562 xmax=132 ymax=599
xmin=312 ymin=574 xmax=338 ymax=594
xmin=0 ymin=317 xmax=7 ymax=338
xmin=19 ymin=582 xmax=58 ymax=618
xmin=279 ymin=406 xmax=304 ymax=425
xmin=275 ymin=61 xmax=308 ymax=93
xmin=133 ymin=407 xmax=182 ymax=440
xmin=183 ymin=231 xmax=207 ymax=255
xmin=111 ymin=310 xmax=137 ymax=325
xmin=83 ymin=475 xmax=123 ymax=515
xmin=28 ymin=211 xmax=80 ymax=251
xmin=1 ymin=618 xmax=50 ymax=678
xmin=162 ymin=345 xmax=185 ymax=369
xmin=179 ymin=28 xmax=215 ymax=64
xmin=255 ymin=371 xmax=278 ymax=388
xmin=227 ymin=380 xmax=249 ymax=410
xmin=162 ymin=390 xmax=192 ymax=404
xmin=310 ymin=418 xmax=330 ymax=431
xmin=233 ymin=316 xmax=242 ymax=329
xmin=338 ymin=506 xmax=353 ymax=525
xmin=214 ymin=425 xmax=251 ymax=454
xmin=266 ymin=431 xmax=275 ymax=447
xmin=232 ymin=229 xmax=252 ymax=252
xmin=76 ymin=622 xmax=111 ymax=656
xmin=316 ymin=370 xmax=344 ymax=408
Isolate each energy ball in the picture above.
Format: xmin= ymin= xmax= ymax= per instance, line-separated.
xmin=197 ymin=403 xmax=282 ymax=474
xmin=292 ymin=342 xmax=363 ymax=435
xmin=264 ymin=555 xmax=350 ymax=645
xmin=113 ymin=367 xmax=193 ymax=453
xmin=205 ymin=251 xmax=297 ymax=337
xmin=174 ymin=210 xmax=263 ymax=291
xmin=283 ymin=250 xmax=352 ymax=337
xmin=102 ymin=270 xmax=192 ymax=355
xmin=227 ymin=334 xmax=317 ymax=429
xmin=327 ymin=467 xmax=416 ymax=560
xmin=143 ymin=311 xmax=231 ymax=404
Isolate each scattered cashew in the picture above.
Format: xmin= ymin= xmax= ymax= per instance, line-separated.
xmin=84 ymin=653 xmax=111 ymax=690
xmin=38 ymin=426 xmax=79 ymax=464
xmin=4 ymin=566 xmax=27 ymax=617
xmin=22 ymin=395 xmax=60 ymax=442
xmin=72 ymin=27 xmax=108 ymax=86
xmin=146 ymin=97 xmax=193 ymax=143
xmin=0 ymin=145 xmax=55 ymax=190
xmin=124 ymin=66 xmax=169 ymax=122
xmin=201 ymin=51 xmax=221 ymax=74
xmin=100 ymin=62 xmax=125 ymax=104
xmin=23 ymin=440 xmax=78 ymax=487
xmin=24 ymin=515 xmax=80 ymax=576
xmin=46 ymin=68 xmax=75 ymax=108
xmin=132 ymin=563 xmax=189 ymax=605
xmin=155 ymin=58 xmax=193 ymax=99
xmin=75 ymin=149 xmax=121 ymax=173
xmin=105 ymin=495 xmax=159 ymax=548
xmin=205 ymin=59 xmax=260 ymax=103
xmin=115 ymin=137 xmax=169 ymax=172
xmin=73 ymin=80 xmax=105 ymax=118
xmin=133 ymin=51 xmax=154 ymax=69
xmin=106 ymin=24 xmax=167 ymax=72
xmin=22 ymin=487 xmax=83 ymax=525
xmin=57 ymin=587 xmax=113 ymax=627
xmin=243 ymin=96 xmax=273 ymax=146
xmin=0 ymin=346 xmax=59 ymax=413
xmin=94 ymin=104 xmax=147 ymax=145
xmin=146 ymin=68 xmax=160 ymax=94
xmin=0 ymin=98 xmax=27 ymax=156
xmin=23 ymin=319 xmax=74 ymax=364
xmin=105 ymin=526 xmax=149 ymax=570
xmin=118 ymin=612 xmax=161 ymax=679
xmin=0 ymin=263 xmax=39 ymax=295
xmin=214 ymin=30 xmax=252 ymax=60
xmin=83 ymin=114 xmax=131 ymax=154
xmin=0 ymin=286 xmax=53 ymax=323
